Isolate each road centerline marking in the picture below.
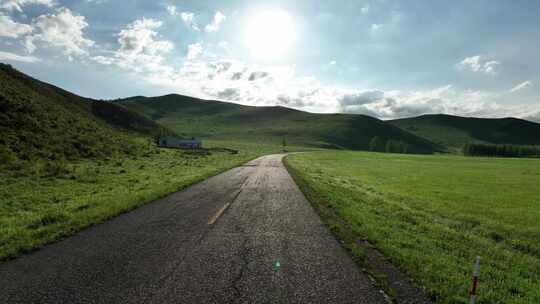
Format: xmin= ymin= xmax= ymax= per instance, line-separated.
xmin=207 ymin=167 xmax=252 ymax=225
xmin=207 ymin=202 xmax=232 ymax=225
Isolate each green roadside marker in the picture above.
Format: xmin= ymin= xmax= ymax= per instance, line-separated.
xmin=275 ymin=258 xmax=281 ymax=269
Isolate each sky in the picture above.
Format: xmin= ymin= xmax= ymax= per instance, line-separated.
xmin=1 ymin=0 xmax=539 ymax=121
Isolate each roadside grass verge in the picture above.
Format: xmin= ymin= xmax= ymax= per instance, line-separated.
xmin=285 ymin=151 xmax=540 ymax=304
xmin=0 ymin=141 xmax=285 ymax=261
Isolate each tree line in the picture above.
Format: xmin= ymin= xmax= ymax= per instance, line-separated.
xmin=463 ymin=143 xmax=540 ymax=157
xmin=369 ymin=136 xmax=410 ymax=154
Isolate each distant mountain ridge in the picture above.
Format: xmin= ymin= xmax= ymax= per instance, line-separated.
xmin=119 ymin=94 xmax=439 ymax=153
xmin=389 ymin=114 xmax=540 ymax=150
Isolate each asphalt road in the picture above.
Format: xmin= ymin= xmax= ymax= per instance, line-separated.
xmin=0 ymin=154 xmax=387 ymax=304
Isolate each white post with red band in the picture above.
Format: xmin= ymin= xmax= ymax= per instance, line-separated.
xmin=469 ymin=256 xmax=480 ymax=304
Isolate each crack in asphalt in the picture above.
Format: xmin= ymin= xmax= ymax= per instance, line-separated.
xmin=228 ymin=237 xmax=250 ymax=304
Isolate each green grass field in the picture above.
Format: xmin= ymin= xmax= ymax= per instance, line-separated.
xmin=285 ymin=151 xmax=540 ymax=303
xmin=0 ymin=140 xmax=285 ymax=261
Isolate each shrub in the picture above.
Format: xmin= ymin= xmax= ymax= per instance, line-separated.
xmin=463 ymin=143 xmax=540 ymax=158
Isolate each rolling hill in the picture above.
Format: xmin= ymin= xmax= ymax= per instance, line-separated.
xmin=0 ymin=64 xmax=172 ymax=163
xmin=389 ymin=114 xmax=540 ymax=151
xmin=12 ymin=63 xmax=538 ymax=157
xmin=119 ymin=94 xmax=439 ymax=153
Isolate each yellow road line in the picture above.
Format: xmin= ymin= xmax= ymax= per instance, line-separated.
xmin=207 ymin=202 xmax=231 ymax=225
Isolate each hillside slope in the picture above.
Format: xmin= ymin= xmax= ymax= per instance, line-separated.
xmin=0 ymin=64 xmax=171 ymax=162
xmin=119 ymin=94 xmax=439 ymax=153
xmin=389 ymin=114 xmax=540 ymax=150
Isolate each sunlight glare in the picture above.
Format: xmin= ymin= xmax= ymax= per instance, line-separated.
xmin=245 ymin=10 xmax=296 ymax=59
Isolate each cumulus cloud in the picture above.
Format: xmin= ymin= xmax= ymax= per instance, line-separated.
xmin=215 ymin=87 xmax=241 ymax=100
xmin=509 ymin=80 xmax=532 ymax=93
xmin=0 ymin=13 xmax=32 ymax=38
xmin=165 ymin=5 xmax=176 ymax=16
xmin=336 ymin=85 xmax=522 ymax=119
xmin=458 ymin=55 xmax=500 ymax=75
xmin=0 ymin=50 xmax=39 ymax=62
xmin=117 ymin=18 xmax=170 ymax=55
xmin=186 ymin=42 xmax=202 ymax=60
xmin=180 ymin=12 xmax=200 ymax=31
xmin=91 ymin=18 xmax=173 ymax=75
xmin=91 ymin=55 xmax=114 ymax=65
xmin=338 ymin=91 xmax=384 ymax=107
xmin=248 ymin=71 xmax=269 ymax=81
xmin=25 ymin=7 xmax=94 ymax=56
xmin=205 ymin=11 xmax=225 ymax=32
xmin=0 ymin=0 xmax=55 ymax=12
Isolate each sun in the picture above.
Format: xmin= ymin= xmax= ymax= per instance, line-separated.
xmin=245 ymin=10 xmax=296 ymax=59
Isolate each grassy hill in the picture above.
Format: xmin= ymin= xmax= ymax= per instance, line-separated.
xmin=119 ymin=94 xmax=439 ymax=154
xmin=0 ymin=64 xmax=172 ymax=163
xmin=389 ymin=114 xmax=540 ymax=151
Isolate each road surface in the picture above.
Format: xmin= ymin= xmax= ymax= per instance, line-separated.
xmin=0 ymin=154 xmax=387 ymax=304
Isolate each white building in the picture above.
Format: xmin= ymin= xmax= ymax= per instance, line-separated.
xmin=158 ymin=136 xmax=202 ymax=149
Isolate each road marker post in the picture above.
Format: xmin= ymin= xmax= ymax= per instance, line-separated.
xmin=469 ymin=256 xmax=480 ymax=304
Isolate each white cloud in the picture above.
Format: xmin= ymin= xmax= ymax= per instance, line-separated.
xmin=509 ymin=80 xmax=532 ymax=93
xmin=186 ymin=42 xmax=202 ymax=60
xmin=23 ymin=35 xmax=36 ymax=53
xmin=329 ymin=60 xmax=336 ymax=65
xmin=166 ymin=6 xmax=200 ymax=31
xmin=180 ymin=12 xmax=199 ymax=31
xmin=205 ymin=11 xmax=225 ymax=32
xmin=339 ymin=91 xmax=384 ymax=107
xmin=0 ymin=0 xmax=55 ymax=12
xmin=92 ymin=18 xmax=173 ymax=74
xmin=458 ymin=55 xmax=500 ymax=75
xmin=0 ymin=13 xmax=32 ymax=37
xmin=91 ymin=55 xmax=114 ymax=65
xmin=25 ymin=7 xmax=94 ymax=56
xmin=338 ymin=85 xmax=500 ymax=119
xmin=117 ymin=18 xmax=172 ymax=56
xmin=0 ymin=50 xmax=39 ymax=62
xmin=165 ymin=5 xmax=176 ymax=16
